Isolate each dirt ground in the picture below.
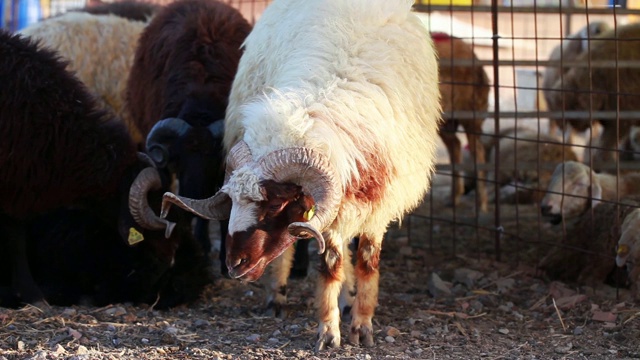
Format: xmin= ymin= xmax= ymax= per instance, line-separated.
xmin=1 ymin=176 xmax=639 ymax=360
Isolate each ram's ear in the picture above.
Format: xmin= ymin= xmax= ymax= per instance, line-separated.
xmin=590 ymin=182 xmax=603 ymax=208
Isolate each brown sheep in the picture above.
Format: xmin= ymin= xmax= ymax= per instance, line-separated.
xmin=548 ymin=22 xmax=640 ymax=166
xmin=542 ymin=21 xmax=610 ymax=143
xmin=432 ymin=32 xmax=490 ymax=212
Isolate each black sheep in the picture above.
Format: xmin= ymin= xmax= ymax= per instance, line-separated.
xmin=125 ymin=0 xmax=251 ymax=272
xmin=0 ymin=30 xmax=173 ymax=305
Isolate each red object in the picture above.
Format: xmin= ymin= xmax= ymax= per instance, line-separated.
xmin=430 ymin=31 xmax=452 ymax=43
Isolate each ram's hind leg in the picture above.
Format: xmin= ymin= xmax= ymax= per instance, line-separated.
xmin=315 ymin=239 xmax=344 ymax=352
xmin=349 ymin=233 xmax=381 ymax=348
xmin=264 ymin=244 xmax=294 ymax=318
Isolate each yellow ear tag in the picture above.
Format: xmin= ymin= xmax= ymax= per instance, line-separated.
xmin=303 ymin=205 xmax=316 ymax=221
xmin=128 ymin=227 xmax=145 ymax=245
xmin=617 ymin=244 xmax=629 ymax=256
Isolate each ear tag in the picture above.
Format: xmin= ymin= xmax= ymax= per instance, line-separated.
xmin=128 ymin=227 xmax=145 ymax=245
xmin=617 ymin=244 xmax=629 ymax=256
xmin=303 ymin=205 xmax=316 ymax=221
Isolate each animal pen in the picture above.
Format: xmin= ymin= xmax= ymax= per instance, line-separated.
xmin=3 ymin=0 xmax=640 ymax=296
xmin=2 ymin=0 xmax=640 ymax=358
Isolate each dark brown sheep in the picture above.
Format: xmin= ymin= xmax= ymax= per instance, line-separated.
xmin=125 ymin=0 xmax=251 ymax=266
xmin=432 ymin=32 xmax=491 ymax=212
xmin=77 ymin=0 xmax=161 ymax=22
xmin=0 ymin=29 xmax=172 ymax=305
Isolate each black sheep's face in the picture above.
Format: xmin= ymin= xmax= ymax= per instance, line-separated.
xmin=173 ymin=129 xmax=224 ymax=200
xmin=225 ymin=180 xmax=314 ymax=281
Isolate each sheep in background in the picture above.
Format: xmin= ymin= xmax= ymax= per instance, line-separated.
xmin=542 ymin=21 xmax=610 ymax=144
xmin=125 ymin=0 xmax=252 ymax=269
xmin=487 ymin=127 xmax=578 ymax=204
xmin=548 ymin=22 xmax=640 ymax=165
xmin=540 ymin=161 xmax=640 ymax=224
xmin=538 ymin=198 xmax=637 ymax=290
xmin=20 ymin=12 xmax=148 ymax=145
xmin=432 ymin=32 xmax=490 ymax=212
xmin=161 ymin=0 xmax=442 ymax=350
xmin=616 ymin=208 xmax=640 ymax=298
xmin=0 ymin=30 xmax=173 ymax=305
xmin=76 ymin=0 xmax=161 ymax=22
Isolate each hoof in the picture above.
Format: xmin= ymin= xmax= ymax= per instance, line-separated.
xmin=349 ymin=325 xmax=374 ymax=348
xmin=315 ymin=331 xmax=340 ymax=352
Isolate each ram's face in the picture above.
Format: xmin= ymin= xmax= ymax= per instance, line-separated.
xmin=225 ymin=180 xmax=314 ymax=281
xmin=540 ymin=162 xmax=592 ymax=224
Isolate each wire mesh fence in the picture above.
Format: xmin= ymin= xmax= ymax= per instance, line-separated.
xmin=4 ymin=0 xmax=640 ymax=293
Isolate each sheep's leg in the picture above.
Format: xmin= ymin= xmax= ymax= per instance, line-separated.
xmin=349 ymin=233 xmax=381 ymax=348
xmin=440 ymin=130 xmax=464 ymax=207
xmin=338 ymin=237 xmax=357 ymax=321
xmin=264 ymin=244 xmax=294 ymax=318
xmin=315 ymin=238 xmax=344 ymax=352
xmin=1 ymin=219 xmax=45 ymax=305
xmin=465 ymin=126 xmax=488 ymax=212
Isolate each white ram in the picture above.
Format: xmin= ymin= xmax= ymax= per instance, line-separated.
xmin=161 ymin=0 xmax=441 ymax=351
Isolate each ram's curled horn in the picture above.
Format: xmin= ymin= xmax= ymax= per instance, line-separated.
xmin=129 ymin=167 xmax=177 ymax=238
xmin=145 ymin=117 xmax=192 ymax=167
xmin=259 ymin=147 xmax=342 ymax=254
xmin=161 ymin=191 xmax=231 ymax=221
xmin=137 ymin=152 xmax=157 ymax=168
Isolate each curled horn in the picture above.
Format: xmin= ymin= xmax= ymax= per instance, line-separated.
xmin=145 ymin=118 xmax=192 ymax=167
xmin=160 ymin=140 xmax=252 ymax=221
xmin=129 ymin=166 xmax=176 ymax=238
xmin=259 ymin=147 xmax=342 ymax=254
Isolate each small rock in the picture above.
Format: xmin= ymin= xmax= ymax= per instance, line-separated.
xmin=498 ymin=304 xmax=511 ymax=313
xmin=495 ymin=278 xmax=516 ymax=293
xmin=105 ymin=324 xmax=116 ymax=332
xmin=68 ymin=328 xmax=82 ymax=340
xmin=141 ymin=338 xmax=150 ymax=344
xmin=268 ymin=337 xmax=279 ymax=343
xmin=6 ymin=324 xmax=15 ymax=331
xmin=164 ymin=326 xmax=179 ymax=335
xmin=103 ymin=306 xmax=126 ymax=317
xmin=498 ymin=328 xmax=509 ymax=335
xmin=555 ymin=342 xmax=573 ymax=354
xmin=76 ymin=345 xmax=89 ymax=355
xmin=410 ymin=330 xmax=422 ymax=338
xmin=573 ymin=327 xmax=584 ymax=335
xmin=385 ymin=335 xmax=395 ymax=343
xmin=470 ymin=300 xmax=483 ymax=312
xmin=246 ymin=334 xmax=260 ymax=342
xmin=62 ymin=308 xmax=77 ymax=317
xmin=244 ymin=290 xmax=254 ymax=297
xmin=385 ymin=326 xmax=400 ymax=337
xmin=288 ymin=324 xmax=300 ymax=330
xmin=414 ymin=348 xmax=424 ymax=355
xmin=193 ymin=319 xmax=210 ymax=328
xmin=27 ymin=351 xmax=47 ymax=360
xmin=513 ymin=311 xmax=524 ymax=321
xmin=17 ymin=340 xmax=25 ymax=351
xmin=427 ymin=272 xmax=452 ymax=298
xmin=272 ymin=329 xmax=281 ymax=337
xmin=52 ymin=344 xmax=66 ymax=354
xmin=454 ymin=268 xmax=484 ymax=288
xmin=592 ymin=311 xmax=617 ymax=323
xmin=408 ymin=318 xmax=420 ymax=325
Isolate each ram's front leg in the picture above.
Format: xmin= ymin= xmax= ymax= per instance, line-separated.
xmin=315 ymin=241 xmax=344 ymax=352
xmin=349 ymin=233 xmax=381 ymax=348
xmin=263 ymin=244 xmax=294 ymax=318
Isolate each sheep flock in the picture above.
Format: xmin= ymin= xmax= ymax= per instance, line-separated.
xmin=2 ymin=0 xmax=640 ymax=352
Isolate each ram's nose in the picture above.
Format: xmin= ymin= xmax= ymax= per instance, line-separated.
xmin=540 ymin=205 xmax=552 ymax=216
xmin=226 ymin=256 xmax=249 ymax=279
